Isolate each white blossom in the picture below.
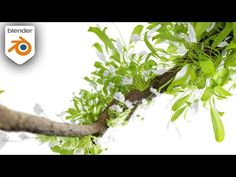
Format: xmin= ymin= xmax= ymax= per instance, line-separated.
xmin=124 ymin=100 xmax=134 ymax=109
xmin=152 ymin=68 xmax=167 ymax=75
xmin=206 ymin=22 xmax=216 ymax=32
xmin=131 ymin=34 xmax=140 ymax=42
xmin=0 ymin=131 xmax=9 ymax=150
xmin=33 ymin=103 xmax=44 ymax=115
xmin=138 ymin=50 xmax=147 ymax=56
xmin=107 ymin=134 xmax=116 ymax=142
xmin=217 ymin=41 xmax=229 ymax=48
xmin=49 ymin=140 xmax=59 ymax=148
xmin=191 ymin=101 xmax=199 ymax=114
xmin=175 ymin=65 xmax=188 ymax=80
xmin=110 ymin=104 xmax=123 ymax=113
xmin=221 ymin=50 xmax=227 ymax=58
xmin=96 ymin=51 xmax=106 ymax=62
xmin=128 ymin=52 xmax=134 ymax=59
xmin=116 ymin=39 xmax=123 ymax=54
xmin=187 ymin=23 xmax=197 ymax=43
xmin=178 ymin=32 xmax=186 ymax=39
xmin=142 ymin=70 xmax=151 ymax=81
xmin=83 ymin=106 xmax=88 ymax=111
xmin=56 ymin=111 xmax=66 ymax=117
xmin=89 ymin=100 xmax=94 ymax=105
xmin=107 ymin=82 xmax=114 ymax=93
xmin=18 ymin=133 xmax=30 ymax=141
xmin=103 ymin=70 xmax=110 ymax=77
xmin=75 ymin=149 xmax=84 ymax=155
xmin=194 ymin=89 xmax=204 ymax=98
xmin=225 ymin=36 xmax=231 ymax=41
xmin=77 ymin=92 xmax=84 ymax=99
xmin=177 ymin=45 xmax=187 ymax=55
xmin=141 ymin=98 xmax=148 ymax=105
xmin=142 ymin=70 xmax=151 ymax=76
xmin=150 ymin=87 xmax=161 ymax=97
xmin=121 ymin=77 xmax=133 ymax=85
xmin=184 ymin=34 xmax=190 ymax=42
xmin=113 ymin=92 xmax=125 ymax=102
xmin=78 ymin=105 xmax=83 ymax=111
xmin=219 ymin=60 xmax=225 ymax=67
xmin=147 ymin=24 xmax=161 ymax=38
xmin=109 ymin=66 xmax=116 ymax=74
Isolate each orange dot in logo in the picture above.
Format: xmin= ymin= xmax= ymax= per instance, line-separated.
xmin=8 ymin=36 xmax=32 ymax=56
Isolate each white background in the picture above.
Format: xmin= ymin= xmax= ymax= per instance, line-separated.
xmin=0 ymin=22 xmax=236 ymax=154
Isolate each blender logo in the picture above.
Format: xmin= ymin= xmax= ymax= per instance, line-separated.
xmin=5 ymin=26 xmax=35 ymax=65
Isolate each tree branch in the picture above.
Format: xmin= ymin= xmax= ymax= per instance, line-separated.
xmin=0 ymin=105 xmax=106 ymax=136
xmin=0 ymin=66 xmax=180 ymax=137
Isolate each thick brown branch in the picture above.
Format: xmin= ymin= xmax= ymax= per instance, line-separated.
xmin=0 ymin=66 xmax=180 ymax=137
xmin=0 ymin=105 xmax=106 ymax=137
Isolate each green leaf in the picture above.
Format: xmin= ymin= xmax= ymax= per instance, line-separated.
xmin=167 ymin=44 xmax=178 ymax=54
xmin=93 ymin=43 xmax=103 ymax=53
xmin=168 ymin=65 xmax=190 ymax=91
xmin=84 ymin=76 xmax=97 ymax=88
xmin=88 ymin=27 xmax=118 ymax=53
xmin=67 ymin=108 xmax=78 ymax=115
xmin=233 ymin=22 xmax=236 ymax=42
xmin=198 ymin=76 xmax=207 ymax=89
xmin=189 ymin=65 xmax=197 ymax=81
xmin=225 ymin=52 xmax=236 ymax=67
xmin=226 ymin=40 xmax=236 ymax=50
xmin=153 ymin=32 xmax=183 ymax=43
xmin=171 ymin=106 xmax=187 ymax=122
xmin=51 ymin=145 xmax=74 ymax=155
xmin=131 ymin=25 xmax=144 ymax=36
xmin=212 ymin=23 xmax=232 ymax=48
xmin=0 ymin=90 xmax=4 ymax=94
xmin=90 ymin=146 xmax=102 ymax=154
xmin=37 ymin=135 xmax=57 ymax=143
xmin=194 ymin=22 xmax=211 ymax=41
xmin=201 ymin=88 xmax=213 ymax=102
xmin=144 ymin=32 xmax=158 ymax=57
xmin=214 ymin=86 xmax=232 ymax=97
xmin=210 ymin=106 xmax=225 ymax=142
xmin=218 ymin=111 xmax=224 ymax=117
xmin=110 ymin=54 xmax=121 ymax=63
xmin=199 ymin=56 xmax=215 ymax=75
xmin=172 ymin=94 xmax=190 ymax=111
xmin=94 ymin=61 xmax=106 ymax=70
xmin=147 ymin=23 xmax=160 ymax=30
xmin=142 ymin=59 xmax=157 ymax=70
xmin=214 ymin=68 xmax=230 ymax=86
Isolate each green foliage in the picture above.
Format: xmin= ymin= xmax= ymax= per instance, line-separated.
xmin=211 ymin=23 xmax=232 ymax=48
xmin=225 ymin=51 xmax=236 ymax=67
xmin=37 ymin=135 xmax=102 ymax=155
xmin=172 ymin=94 xmax=190 ymax=111
xmin=167 ymin=65 xmax=190 ymax=92
xmin=38 ymin=22 xmax=236 ymax=155
xmin=210 ymin=98 xmax=225 ymax=142
xmin=171 ymin=106 xmax=187 ymax=122
xmin=38 ymin=24 xmax=167 ymax=155
xmin=193 ymin=22 xmax=211 ymax=41
xmin=233 ymin=23 xmax=236 ymax=42
xmin=107 ymin=107 xmax=130 ymax=127
xmin=146 ymin=22 xmax=235 ymax=142
xmin=199 ymin=56 xmax=215 ymax=75
xmin=201 ymin=88 xmax=213 ymax=102
xmin=66 ymin=90 xmax=111 ymax=124
xmin=88 ymin=27 xmax=118 ymax=55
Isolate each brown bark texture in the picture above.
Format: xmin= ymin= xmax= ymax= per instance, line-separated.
xmin=0 ymin=66 xmax=180 ymax=137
